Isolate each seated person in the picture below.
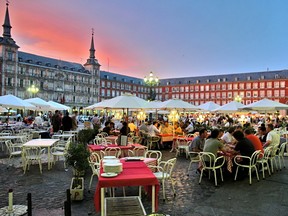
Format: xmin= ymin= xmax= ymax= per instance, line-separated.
xmin=102 ymin=121 xmax=113 ymax=135
xmin=185 ymin=121 xmax=194 ymax=134
xmin=257 ymin=126 xmax=267 ymax=143
xmin=173 ymin=122 xmax=183 ymax=136
xmin=118 ymin=121 xmax=131 ymax=145
xmin=203 ymin=129 xmax=226 ymax=158
xmin=120 ymin=121 xmax=130 ymax=136
xmin=160 ymin=121 xmax=173 ymax=134
xmin=244 ymin=128 xmax=264 ymax=158
xmin=221 ymin=127 xmax=236 ymax=145
xmin=128 ymin=120 xmax=137 ymax=135
xmin=139 ymin=120 xmax=149 ymax=133
xmin=147 ymin=121 xmax=160 ymax=137
xmin=189 ymin=128 xmax=207 ymax=152
xmin=232 ymin=130 xmax=256 ymax=178
xmin=233 ymin=131 xmax=256 ymax=159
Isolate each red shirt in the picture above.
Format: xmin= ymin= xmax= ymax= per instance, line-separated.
xmin=246 ymin=134 xmax=264 ymax=158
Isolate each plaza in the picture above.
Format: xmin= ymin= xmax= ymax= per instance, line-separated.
xmin=1 ymin=149 xmax=288 ymax=216
xmin=0 ymin=1 xmax=288 ymax=216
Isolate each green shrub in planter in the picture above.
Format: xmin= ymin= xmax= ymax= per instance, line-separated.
xmin=78 ymin=127 xmax=100 ymax=144
xmin=65 ymin=142 xmax=91 ymax=176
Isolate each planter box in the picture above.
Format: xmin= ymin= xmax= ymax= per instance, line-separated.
xmin=70 ymin=177 xmax=84 ymax=201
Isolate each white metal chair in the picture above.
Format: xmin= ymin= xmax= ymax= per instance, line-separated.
xmin=93 ymin=136 xmax=106 ymax=145
xmin=128 ymin=146 xmax=148 ymax=157
xmin=187 ymin=151 xmax=200 ymax=175
xmin=276 ymin=142 xmax=286 ymax=170
xmin=131 ymin=135 xmax=142 ymax=144
xmin=0 ymin=130 xmax=13 ymax=151
xmin=1 ymin=130 xmax=13 ymax=135
xmin=175 ymin=137 xmax=189 ymax=158
xmin=146 ymin=135 xmax=160 ymax=150
xmin=51 ymin=139 xmax=71 ymax=169
xmin=149 ymin=158 xmax=177 ymax=201
xmin=199 ymin=152 xmax=225 ymax=186
xmin=5 ymin=140 xmax=22 ymax=159
xmin=96 ymin=133 xmax=105 ymax=138
xmin=186 ymin=134 xmax=194 ymax=138
xmin=257 ymin=148 xmax=271 ymax=179
xmin=234 ymin=150 xmax=261 ymax=185
xmin=100 ymin=147 xmax=121 ymax=158
xmin=13 ymin=136 xmax=28 ymax=147
xmin=267 ymin=146 xmax=279 ymax=173
xmin=23 ymin=146 xmax=45 ymax=174
xmin=100 ymin=132 xmax=109 ymax=137
xmin=88 ymin=152 xmax=101 ymax=190
xmin=145 ymin=150 xmax=162 ymax=164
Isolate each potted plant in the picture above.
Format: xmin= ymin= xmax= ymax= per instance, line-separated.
xmin=65 ymin=142 xmax=91 ymax=200
xmin=78 ymin=127 xmax=99 ymax=144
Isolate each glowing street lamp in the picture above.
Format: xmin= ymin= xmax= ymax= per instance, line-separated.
xmin=114 ymin=111 xmax=123 ymax=120
xmin=144 ymin=71 xmax=159 ymax=101
xmin=234 ymin=95 xmax=242 ymax=103
xmin=27 ymin=85 xmax=39 ymax=98
xmin=168 ymin=109 xmax=180 ymax=122
xmin=136 ymin=110 xmax=146 ymax=121
xmin=168 ymin=109 xmax=180 ymax=137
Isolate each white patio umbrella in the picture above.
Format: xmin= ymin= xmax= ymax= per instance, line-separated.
xmin=146 ymin=100 xmax=163 ymax=109
xmin=198 ymin=101 xmax=220 ymax=112
xmin=241 ymin=98 xmax=288 ymax=111
xmin=0 ymin=106 xmax=8 ymax=112
xmin=144 ymin=100 xmax=165 ymax=118
xmin=47 ymin=101 xmax=70 ymax=110
xmin=24 ymin=97 xmax=55 ymax=111
xmin=88 ymin=93 xmax=149 ymax=110
xmin=83 ymin=100 xmax=110 ymax=110
xmin=212 ymin=101 xmax=245 ymax=113
xmin=0 ymin=94 xmax=36 ymax=110
xmin=159 ymin=99 xmax=199 ymax=111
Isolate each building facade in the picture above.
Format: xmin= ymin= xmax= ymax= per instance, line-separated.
xmin=0 ymin=4 xmax=288 ymax=110
xmin=100 ymin=70 xmax=288 ymax=106
xmin=0 ymin=4 xmax=100 ymax=110
xmin=99 ymin=71 xmax=149 ymax=101
xmin=158 ymin=70 xmax=288 ymax=105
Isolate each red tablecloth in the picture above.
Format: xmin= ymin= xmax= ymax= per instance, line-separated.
xmin=94 ymin=161 xmax=160 ymax=212
xmin=158 ymin=134 xmax=174 ymax=144
xmin=159 ymin=134 xmax=173 ymax=137
xmin=173 ymin=136 xmax=194 ymax=142
xmin=218 ymin=151 xmax=234 ymax=173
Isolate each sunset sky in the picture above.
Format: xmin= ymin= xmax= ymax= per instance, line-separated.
xmin=5 ymin=0 xmax=288 ymax=79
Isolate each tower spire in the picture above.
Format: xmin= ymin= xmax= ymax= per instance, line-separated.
xmin=84 ymin=29 xmax=100 ymax=66
xmin=89 ymin=28 xmax=95 ymax=59
xmin=3 ymin=3 xmax=11 ymax=38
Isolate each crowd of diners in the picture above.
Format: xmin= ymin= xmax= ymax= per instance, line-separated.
xmin=2 ymin=109 xmax=286 ymax=179
xmin=91 ymin=112 xmax=286 ymax=179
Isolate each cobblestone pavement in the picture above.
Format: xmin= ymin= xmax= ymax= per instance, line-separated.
xmin=1 ymin=150 xmax=288 ymax=216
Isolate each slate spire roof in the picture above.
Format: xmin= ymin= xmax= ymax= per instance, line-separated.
xmin=84 ymin=31 xmax=100 ymax=66
xmin=0 ymin=3 xmax=19 ymax=48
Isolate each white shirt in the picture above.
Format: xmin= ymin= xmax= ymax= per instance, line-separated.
xmin=185 ymin=123 xmax=194 ymax=133
xmin=147 ymin=124 xmax=160 ymax=136
xmin=34 ymin=116 xmax=43 ymax=126
xmin=222 ymin=132 xmax=235 ymax=144
xmin=266 ymin=130 xmax=280 ymax=149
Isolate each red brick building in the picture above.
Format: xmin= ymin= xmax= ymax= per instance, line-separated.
xmin=100 ymin=70 xmax=288 ymax=106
